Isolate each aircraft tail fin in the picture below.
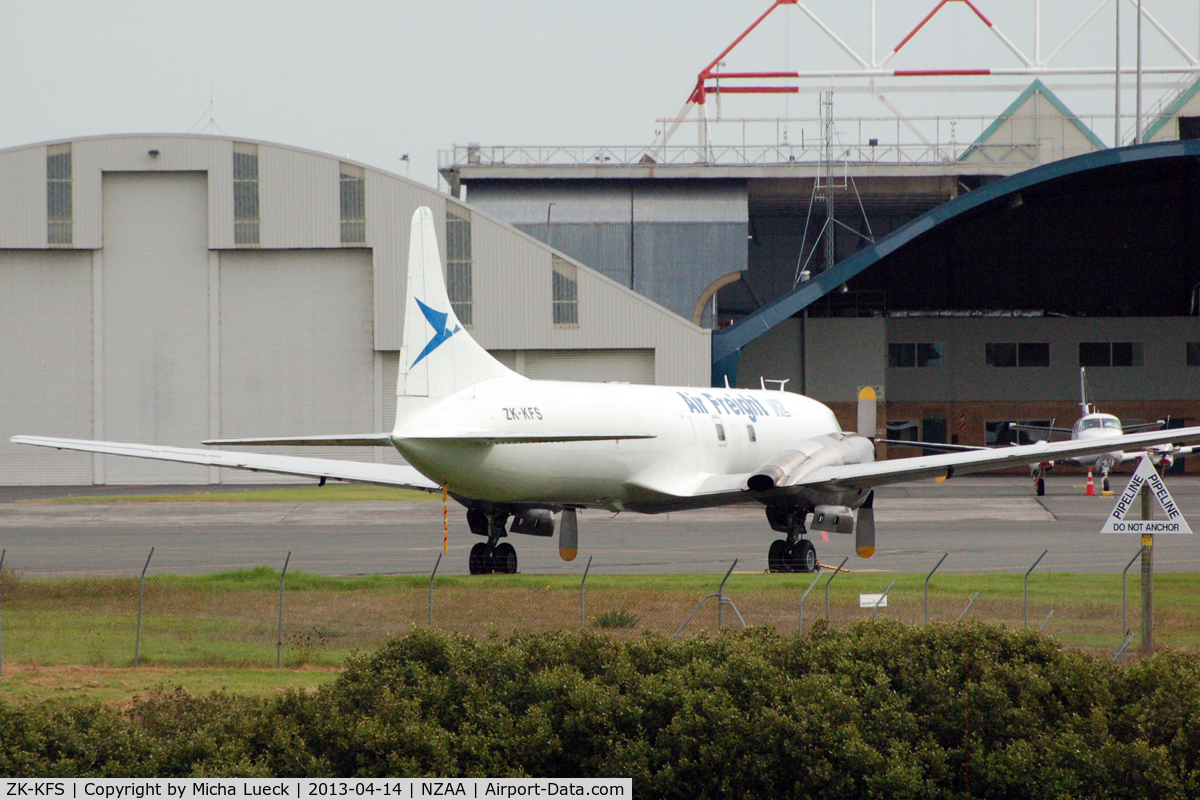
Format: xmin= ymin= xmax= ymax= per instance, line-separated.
xmin=395 ymin=207 xmax=520 ymax=429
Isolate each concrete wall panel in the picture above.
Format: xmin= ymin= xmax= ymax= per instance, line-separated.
xmin=0 ymin=250 xmax=93 ymax=483
xmin=219 ymin=249 xmax=375 ymax=481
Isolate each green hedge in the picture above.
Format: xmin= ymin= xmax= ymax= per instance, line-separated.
xmin=3 ymin=622 xmax=1200 ymax=797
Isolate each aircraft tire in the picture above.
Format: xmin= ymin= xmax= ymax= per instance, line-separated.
xmin=1036 ymin=478 xmax=1045 ymax=496
xmin=469 ymin=542 xmax=492 ymax=575
xmin=493 ymin=542 xmax=518 ymax=574
xmin=1103 ymin=476 xmax=1111 ymax=493
xmin=768 ymin=539 xmax=788 ymax=572
xmin=792 ymin=540 xmax=817 ymax=573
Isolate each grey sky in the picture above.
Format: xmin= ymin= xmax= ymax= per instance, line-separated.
xmin=2 ymin=1 xmax=1196 ymax=190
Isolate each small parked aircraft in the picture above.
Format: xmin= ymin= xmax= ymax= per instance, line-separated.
xmin=882 ymin=368 xmax=1193 ymax=496
xmin=1013 ymin=368 xmax=1193 ymax=495
xmin=15 ymin=208 xmax=1200 ymax=573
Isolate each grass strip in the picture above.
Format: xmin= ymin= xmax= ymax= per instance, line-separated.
xmin=0 ymin=570 xmax=1196 ymax=674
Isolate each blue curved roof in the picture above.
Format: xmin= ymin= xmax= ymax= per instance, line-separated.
xmin=711 ymin=138 xmax=1200 ymax=385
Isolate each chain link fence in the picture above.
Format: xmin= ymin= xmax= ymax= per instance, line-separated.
xmin=0 ymin=546 xmax=1196 ymax=670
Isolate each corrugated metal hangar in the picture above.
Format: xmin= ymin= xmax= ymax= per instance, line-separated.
xmin=446 ymin=81 xmax=1200 ymax=470
xmin=0 ymin=134 xmax=709 ymax=484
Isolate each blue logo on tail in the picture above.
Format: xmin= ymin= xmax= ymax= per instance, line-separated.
xmin=410 ymin=298 xmax=461 ymax=368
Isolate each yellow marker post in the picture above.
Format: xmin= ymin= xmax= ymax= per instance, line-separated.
xmin=442 ymin=485 xmax=449 ymax=555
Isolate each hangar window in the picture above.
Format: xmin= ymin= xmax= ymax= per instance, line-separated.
xmin=985 ymin=343 xmax=1016 ymax=367
xmin=888 ymin=342 xmax=942 ymax=368
xmin=46 ymin=143 xmax=72 ymax=245
xmin=986 ymin=342 xmax=1049 ymax=367
xmin=446 ymin=205 xmax=473 ymax=327
xmin=233 ymin=142 xmax=259 ymax=245
xmin=1188 ymin=343 xmax=1200 ymax=367
xmin=339 ymin=163 xmax=366 ymax=244
xmin=552 ymin=256 xmax=579 ymax=327
xmin=1080 ymin=341 xmax=1142 ymax=367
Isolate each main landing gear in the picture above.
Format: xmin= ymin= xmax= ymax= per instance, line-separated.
xmin=766 ymin=506 xmax=819 ymax=573
xmin=466 ymin=508 xmax=519 ymax=574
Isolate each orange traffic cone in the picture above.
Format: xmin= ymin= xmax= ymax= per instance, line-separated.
xmin=1085 ymin=469 xmax=1096 ymax=496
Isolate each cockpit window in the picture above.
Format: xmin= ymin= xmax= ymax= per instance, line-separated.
xmin=1081 ymin=419 xmax=1103 ymax=430
xmin=1103 ymin=418 xmax=1121 ymax=429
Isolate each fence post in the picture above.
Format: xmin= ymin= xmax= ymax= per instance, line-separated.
xmin=579 ymin=555 xmax=592 ymax=630
xmin=925 ymin=552 xmax=948 ymax=625
xmin=798 ymin=570 xmax=823 ymax=634
xmin=134 ymin=547 xmax=154 ymax=667
xmin=1038 ymin=610 xmax=1055 ymax=632
xmin=1121 ymin=546 xmax=1145 ymax=664
xmin=0 ymin=548 xmax=5 ymax=677
xmin=824 ymin=557 xmax=849 ymax=621
xmin=276 ymin=551 xmax=291 ymax=669
xmin=871 ymin=578 xmax=897 ymax=617
xmin=674 ymin=559 xmax=744 ymax=638
xmin=428 ymin=553 xmax=442 ymax=627
xmin=1112 ymin=632 xmax=1136 ymax=663
xmin=714 ymin=559 xmax=737 ymax=630
xmin=1024 ymin=549 xmax=1048 ymax=628
xmin=956 ymin=592 xmax=980 ymax=622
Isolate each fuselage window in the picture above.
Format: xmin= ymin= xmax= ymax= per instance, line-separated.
xmin=713 ymin=417 xmax=726 ymax=443
xmin=747 ymin=424 xmax=756 ymax=442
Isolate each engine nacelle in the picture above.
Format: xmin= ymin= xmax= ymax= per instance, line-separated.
xmin=811 ymin=505 xmax=855 ymax=534
xmin=747 ymin=433 xmax=875 ymax=492
xmin=510 ymin=508 xmax=554 ymax=537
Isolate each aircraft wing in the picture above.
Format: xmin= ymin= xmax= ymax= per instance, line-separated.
xmin=1010 ymin=423 xmax=1073 ymax=438
xmin=9 ymin=436 xmax=441 ymax=491
xmin=1122 ymin=419 xmax=1166 ymax=433
xmin=787 ymin=425 xmax=1200 ymax=492
xmin=875 ymin=438 xmax=985 ymax=453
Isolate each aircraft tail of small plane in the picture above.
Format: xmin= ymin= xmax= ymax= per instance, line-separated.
xmin=395 ymin=207 xmax=520 ymax=428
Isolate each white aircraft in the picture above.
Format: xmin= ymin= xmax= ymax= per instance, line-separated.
xmin=1014 ymin=368 xmax=1191 ymax=495
xmin=15 ymin=208 xmax=1200 ymax=574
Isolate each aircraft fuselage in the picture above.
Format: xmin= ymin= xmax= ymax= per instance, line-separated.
xmin=394 ymin=379 xmax=857 ymax=513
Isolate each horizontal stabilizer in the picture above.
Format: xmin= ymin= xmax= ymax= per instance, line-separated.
xmin=10 ymin=436 xmax=440 ymax=491
xmin=202 ymin=434 xmax=394 ymax=447
xmin=401 ymin=433 xmax=656 ymax=445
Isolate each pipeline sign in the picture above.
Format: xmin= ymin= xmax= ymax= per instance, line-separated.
xmin=1101 ymin=456 xmax=1192 ymax=534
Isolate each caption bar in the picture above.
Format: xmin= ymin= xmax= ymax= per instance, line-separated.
xmin=0 ymin=781 xmax=631 ymax=800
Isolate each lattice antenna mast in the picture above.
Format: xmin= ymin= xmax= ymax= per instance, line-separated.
xmin=821 ymin=93 xmax=836 ymax=272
